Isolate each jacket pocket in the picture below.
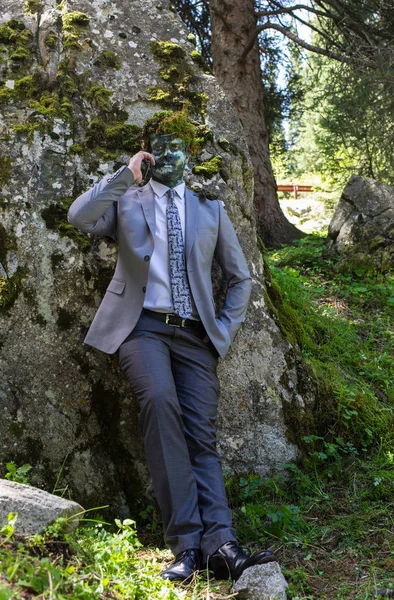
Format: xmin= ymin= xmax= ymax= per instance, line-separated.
xmin=106 ymin=278 xmax=126 ymax=295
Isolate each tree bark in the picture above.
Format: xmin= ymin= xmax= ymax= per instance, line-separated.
xmin=209 ymin=0 xmax=304 ymax=248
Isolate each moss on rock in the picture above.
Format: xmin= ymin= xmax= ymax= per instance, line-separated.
xmin=23 ymin=0 xmax=43 ymax=14
xmin=61 ymin=11 xmax=90 ymax=51
xmin=190 ymin=50 xmax=205 ymax=69
xmin=0 ymin=156 xmax=12 ymax=186
xmin=45 ymin=31 xmax=58 ymax=49
xmin=193 ymin=155 xmax=223 ymax=178
xmin=84 ymin=119 xmax=142 ymax=156
xmin=94 ymin=50 xmax=122 ymax=70
xmin=85 ymin=84 xmax=112 ymax=110
xmin=41 ymin=198 xmax=92 ymax=252
xmin=147 ymin=39 xmax=208 ymax=116
xmin=0 ymin=266 xmax=29 ymax=313
xmin=0 ymin=20 xmax=33 ymax=67
xmin=149 ymin=40 xmax=186 ymax=60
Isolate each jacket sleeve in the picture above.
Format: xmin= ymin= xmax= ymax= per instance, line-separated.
xmin=67 ymin=166 xmax=135 ymax=240
xmin=214 ymin=201 xmax=252 ymax=344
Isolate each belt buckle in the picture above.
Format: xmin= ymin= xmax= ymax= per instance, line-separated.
xmin=165 ymin=314 xmax=186 ymax=328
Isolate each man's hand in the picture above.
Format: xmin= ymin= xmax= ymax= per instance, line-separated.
xmin=128 ymin=151 xmax=155 ymax=184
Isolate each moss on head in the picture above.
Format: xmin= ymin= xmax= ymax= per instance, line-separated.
xmin=142 ymin=110 xmax=200 ymax=155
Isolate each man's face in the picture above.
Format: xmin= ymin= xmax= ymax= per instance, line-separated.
xmin=149 ymin=134 xmax=187 ymax=187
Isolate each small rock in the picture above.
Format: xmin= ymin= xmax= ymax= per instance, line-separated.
xmin=232 ymin=562 xmax=289 ymax=600
xmin=0 ymin=479 xmax=84 ymax=535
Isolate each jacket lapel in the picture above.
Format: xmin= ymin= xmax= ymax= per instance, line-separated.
xmin=138 ymin=184 xmax=156 ymax=237
xmin=185 ymin=188 xmax=199 ymax=260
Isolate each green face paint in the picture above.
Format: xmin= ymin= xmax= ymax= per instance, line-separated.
xmin=150 ymin=134 xmax=187 ymax=188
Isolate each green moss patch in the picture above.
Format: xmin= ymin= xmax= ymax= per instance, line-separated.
xmin=190 ymin=50 xmax=205 ymax=69
xmin=41 ymin=198 xmax=92 ymax=252
xmin=147 ymin=39 xmax=208 ymax=115
xmin=94 ymin=50 xmax=122 ymax=70
xmin=149 ymin=40 xmax=186 ymax=60
xmin=61 ymin=11 xmax=90 ymax=51
xmin=84 ymin=84 xmax=112 ymax=110
xmin=193 ymin=155 xmax=223 ymax=178
xmin=84 ymin=120 xmax=142 ymax=157
xmin=45 ymin=31 xmax=58 ymax=49
xmin=23 ymin=0 xmax=43 ymax=14
xmin=0 ymin=20 xmax=33 ymax=67
xmin=187 ymin=33 xmax=197 ymax=47
xmin=0 ymin=266 xmax=29 ymax=313
xmin=0 ymin=156 xmax=12 ymax=186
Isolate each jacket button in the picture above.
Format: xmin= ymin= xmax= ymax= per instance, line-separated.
xmin=142 ymin=286 xmax=146 ymax=293
xmin=144 ymin=255 xmax=150 ymax=261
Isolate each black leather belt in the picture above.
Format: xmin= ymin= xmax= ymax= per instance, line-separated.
xmin=142 ymin=308 xmax=203 ymax=329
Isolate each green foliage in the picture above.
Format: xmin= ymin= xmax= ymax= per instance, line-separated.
xmin=287 ymin=43 xmax=394 ymax=186
xmin=1 ymin=513 xmax=18 ymax=543
xmin=266 ymin=236 xmax=394 ymax=451
xmin=0 ymin=518 xmax=230 ymax=598
xmin=4 ymin=462 xmax=32 ymax=485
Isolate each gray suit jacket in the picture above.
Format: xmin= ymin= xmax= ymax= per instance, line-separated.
xmin=67 ymin=166 xmax=252 ymax=358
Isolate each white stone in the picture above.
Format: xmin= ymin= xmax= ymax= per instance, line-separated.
xmin=0 ymin=480 xmax=84 ymax=535
xmin=5 ymin=80 xmax=14 ymax=89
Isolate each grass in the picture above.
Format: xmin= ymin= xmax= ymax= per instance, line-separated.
xmin=1 ymin=234 xmax=394 ymax=598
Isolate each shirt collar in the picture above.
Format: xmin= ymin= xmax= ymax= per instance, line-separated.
xmin=150 ymin=179 xmax=185 ymax=201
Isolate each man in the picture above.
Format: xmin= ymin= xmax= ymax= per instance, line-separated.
xmin=68 ymin=113 xmax=275 ymax=582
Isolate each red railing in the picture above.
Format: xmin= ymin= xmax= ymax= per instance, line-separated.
xmin=277 ymin=184 xmax=313 ymax=200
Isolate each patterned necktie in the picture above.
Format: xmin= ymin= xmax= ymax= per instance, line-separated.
xmin=166 ymin=189 xmax=193 ymax=318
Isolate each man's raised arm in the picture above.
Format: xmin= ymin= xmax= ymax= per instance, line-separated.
xmin=67 ymin=151 xmax=154 ymax=237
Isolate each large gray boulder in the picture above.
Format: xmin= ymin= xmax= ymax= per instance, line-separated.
xmin=0 ymin=0 xmax=315 ymax=515
xmin=0 ymin=479 xmax=84 ymax=534
xmin=327 ymin=175 xmax=394 ymax=272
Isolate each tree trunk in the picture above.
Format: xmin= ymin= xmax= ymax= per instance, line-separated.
xmin=209 ymin=0 xmax=304 ymax=248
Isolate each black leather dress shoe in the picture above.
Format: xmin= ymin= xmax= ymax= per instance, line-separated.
xmin=160 ymin=548 xmax=202 ymax=582
xmin=208 ymin=541 xmax=276 ymax=581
